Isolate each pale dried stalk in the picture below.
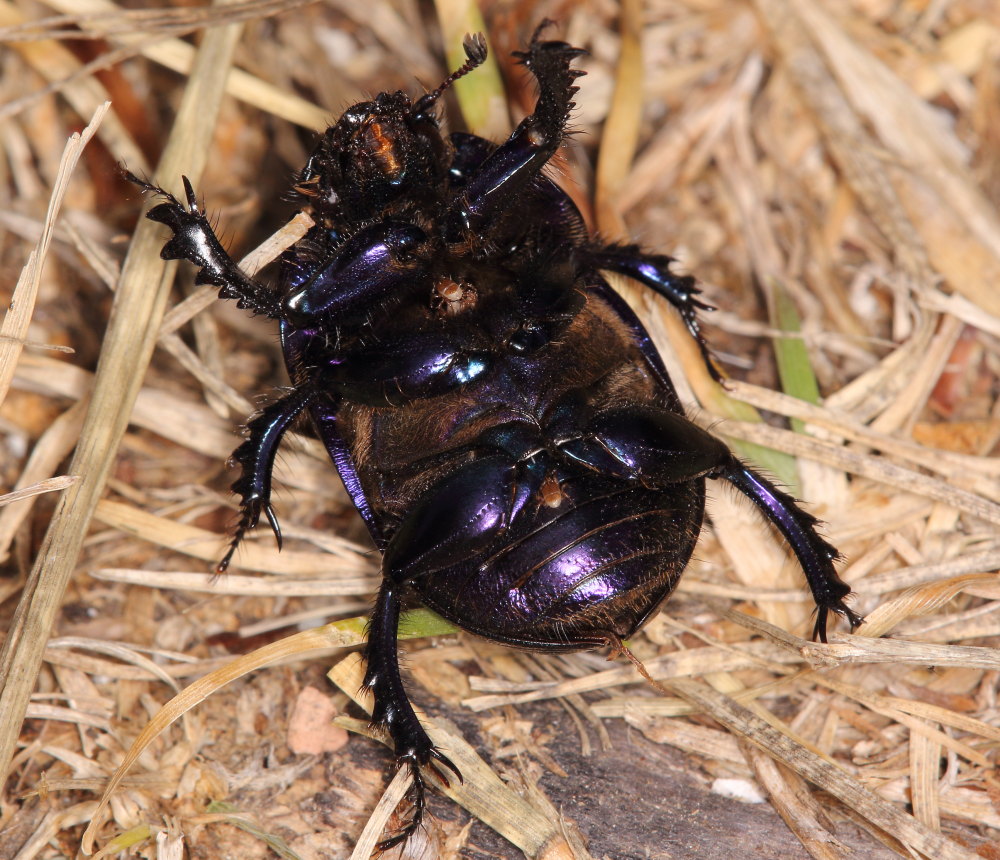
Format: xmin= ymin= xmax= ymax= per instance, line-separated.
xmin=668 ymin=678 xmax=981 ymax=860
xmin=0 ymin=0 xmax=245 ymax=804
xmin=39 ymin=0 xmax=327 ymax=131
xmin=0 ymin=102 xmax=108 ymax=778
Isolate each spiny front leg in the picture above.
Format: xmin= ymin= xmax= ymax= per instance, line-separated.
xmin=125 ymin=171 xmax=282 ymax=317
xmin=218 ymin=387 xmax=316 ymax=572
xmin=445 ymin=23 xmax=585 ymax=241
xmin=586 ymin=242 xmax=721 ymax=382
xmin=363 ymin=582 xmax=460 ymax=851
xmin=512 ymin=20 xmax=587 ymax=152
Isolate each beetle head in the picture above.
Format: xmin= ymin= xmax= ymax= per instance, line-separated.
xmin=295 ymin=34 xmax=489 ymax=222
xmin=295 ymin=91 xmax=444 ymax=220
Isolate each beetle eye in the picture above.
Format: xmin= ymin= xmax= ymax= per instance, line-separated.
xmin=341 ymin=105 xmax=369 ymax=125
xmin=393 ymin=227 xmax=422 ymax=250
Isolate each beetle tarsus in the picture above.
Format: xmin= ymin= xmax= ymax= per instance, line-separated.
xmin=372 ymin=760 xmax=426 ymax=854
xmin=813 ymin=600 xmax=865 ymax=642
xmin=587 ymin=243 xmax=722 ymax=382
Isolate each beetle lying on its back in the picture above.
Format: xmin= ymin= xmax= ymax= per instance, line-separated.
xmin=132 ymin=23 xmax=862 ymax=849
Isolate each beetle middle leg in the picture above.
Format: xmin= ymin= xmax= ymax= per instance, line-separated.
xmin=218 ymin=386 xmax=316 ymax=572
xmin=586 ymin=243 xmax=721 ymax=382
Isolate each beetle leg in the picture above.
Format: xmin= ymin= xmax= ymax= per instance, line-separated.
xmin=445 ymin=24 xmax=585 ymax=242
xmin=218 ymin=386 xmax=316 ymax=573
xmin=382 ymin=452 xmax=541 ymax=582
xmin=716 ymin=460 xmax=863 ymax=640
xmin=281 ymin=222 xmax=429 ymax=326
xmin=586 ymin=243 xmax=722 ymax=382
xmin=557 ymin=405 xmax=862 ymax=640
xmin=125 ymin=171 xmax=282 ymax=318
xmin=366 ymin=450 xmax=544 ymax=839
xmin=363 ymin=581 xmax=461 ymax=851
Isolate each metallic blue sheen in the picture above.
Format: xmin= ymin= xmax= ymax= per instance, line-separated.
xmin=282 ymin=222 xmax=426 ymax=324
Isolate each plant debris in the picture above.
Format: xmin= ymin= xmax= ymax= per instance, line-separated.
xmin=2 ymin=1 xmax=999 ymax=858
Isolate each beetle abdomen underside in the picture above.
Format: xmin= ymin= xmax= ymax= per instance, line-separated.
xmin=415 ymin=480 xmax=705 ymax=647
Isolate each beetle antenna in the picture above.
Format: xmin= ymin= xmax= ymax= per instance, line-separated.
xmin=412 ymin=32 xmax=488 ymax=116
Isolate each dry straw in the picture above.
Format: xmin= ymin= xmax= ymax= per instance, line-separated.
xmin=2 ymin=0 xmax=999 ymax=858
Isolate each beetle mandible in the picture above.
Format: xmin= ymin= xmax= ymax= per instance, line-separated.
xmin=131 ymin=22 xmax=862 ymax=849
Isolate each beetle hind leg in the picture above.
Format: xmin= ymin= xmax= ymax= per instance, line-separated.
xmin=560 ymin=404 xmax=862 ymax=640
xmin=717 ymin=459 xmax=864 ymax=640
xmin=363 ymin=581 xmax=461 ymax=850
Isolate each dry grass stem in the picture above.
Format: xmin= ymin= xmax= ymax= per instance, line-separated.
xmin=3 ymin=1 xmax=999 ymax=858
xmin=329 ymin=652 xmax=591 ymax=858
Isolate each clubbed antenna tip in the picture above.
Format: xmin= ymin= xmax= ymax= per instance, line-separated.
xmin=462 ymin=32 xmax=488 ymax=66
xmin=412 ymin=32 xmax=489 ymax=116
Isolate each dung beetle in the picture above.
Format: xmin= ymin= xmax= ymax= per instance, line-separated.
xmin=131 ymin=22 xmax=862 ymax=849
